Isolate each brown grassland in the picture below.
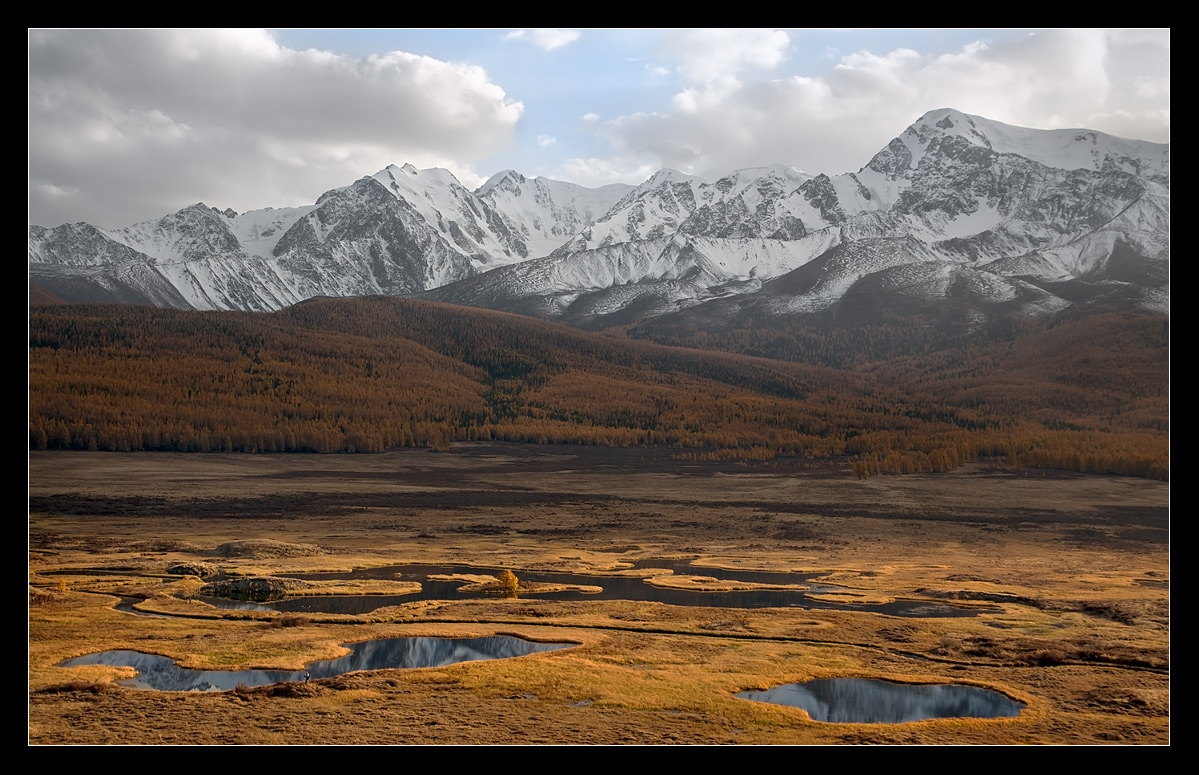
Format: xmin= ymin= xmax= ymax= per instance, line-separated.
xmin=29 ymin=445 xmax=1168 ymax=744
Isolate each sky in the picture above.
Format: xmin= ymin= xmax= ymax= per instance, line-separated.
xmin=29 ymin=28 xmax=1170 ymax=229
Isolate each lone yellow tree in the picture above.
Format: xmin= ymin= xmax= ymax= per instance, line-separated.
xmin=496 ymin=569 xmax=519 ymax=598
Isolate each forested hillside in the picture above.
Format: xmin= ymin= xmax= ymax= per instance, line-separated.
xmin=28 ymin=297 xmax=1168 ymax=479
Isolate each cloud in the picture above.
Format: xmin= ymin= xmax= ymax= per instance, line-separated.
xmin=29 ymin=29 xmax=523 ymax=227
xmin=1135 ymin=76 xmax=1169 ymax=99
xmin=504 ymin=29 xmax=580 ymax=51
xmin=659 ymin=28 xmax=791 ymax=85
xmin=560 ymin=156 xmax=660 ymax=188
xmin=591 ymin=29 xmax=1169 ymax=180
xmin=537 ymin=134 xmax=556 ymax=148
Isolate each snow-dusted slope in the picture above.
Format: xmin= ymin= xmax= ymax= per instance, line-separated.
xmin=860 ymin=108 xmax=1168 ymax=182
xmin=230 ymin=206 xmax=315 ymax=259
xmin=30 ymin=109 xmax=1168 ymax=326
xmin=476 ymin=171 xmax=631 ymax=259
xmin=427 ymin=109 xmax=1167 ymax=324
xmin=555 ymin=169 xmax=709 ymax=252
xmin=369 ymin=164 xmax=529 ymax=266
xmin=30 ymin=165 xmax=613 ymax=310
xmin=842 ymin=109 xmax=1170 ymax=272
xmin=30 ymin=205 xmax=302 ymax=311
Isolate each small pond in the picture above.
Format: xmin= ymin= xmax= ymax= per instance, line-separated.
xmin=196 ymin=561 xmax=993 ymax=618
xmin=59 ymin=635 xmax=571 ymax=692
xmin=737 ymin=678 xmax=1023 ymax=723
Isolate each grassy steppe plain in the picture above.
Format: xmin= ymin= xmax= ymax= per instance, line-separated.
xmin=29 ymin=445 xmax=1169 ymax=744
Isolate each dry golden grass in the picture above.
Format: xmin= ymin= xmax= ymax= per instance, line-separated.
xmin=644 ymin=575 xmax=805 ymax=592
xmin=29 ymin=447 xmax=1168 ymax=744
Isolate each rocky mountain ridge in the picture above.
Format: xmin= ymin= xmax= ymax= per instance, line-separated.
xmin=30 ymin=109 xmax=1168 ymax=329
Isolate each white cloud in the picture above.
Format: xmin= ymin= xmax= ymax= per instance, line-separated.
xmin=29 ymin=29 xmax=1169 ymax=227
xmin=1135 ymin=76 xmax=1169 ymax=99
xmin=659 ymin=28 xmax=791 ymax=85
xmin=560 ymin=156 xmax=660 ymax=187
xmin=592 ymin=29 xmax=1170 ymax=180
xmin=33 ymin=182 xmax=79 ymax=198
xmin=29 ymin=29 xmax=524 ymax=227
xmin=504 ymin=29 xmax=580 ymax=51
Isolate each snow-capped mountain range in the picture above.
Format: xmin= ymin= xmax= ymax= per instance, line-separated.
xmin=30 ymin=109 xmax=1169 ymax=327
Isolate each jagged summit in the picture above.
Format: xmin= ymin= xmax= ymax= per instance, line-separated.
xmin=30 ymin=110 xmax=1168 ymax=328
xmin=641 ymin=168 xmax=704 ymax=188
xmin=476 ymin=169 xmax=524 ymax=197
xmin=870 ymin=108 xmax=1170 ymax=178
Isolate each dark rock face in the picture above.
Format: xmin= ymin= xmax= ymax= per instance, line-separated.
xmin=800 ymin=174 xmax=845 ymax=225
xmin=864 ymin=137 xmax=915 ymax=178
xmin=274 ymin=177 xmax=475 ymax=296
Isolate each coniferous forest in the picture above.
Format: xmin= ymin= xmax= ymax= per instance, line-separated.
xmin=29 ymin=296 xmax=1168 ymax=480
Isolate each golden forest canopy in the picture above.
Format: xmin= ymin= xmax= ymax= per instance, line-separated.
xmin=29 ymin=297 xmax=1168 ymax=479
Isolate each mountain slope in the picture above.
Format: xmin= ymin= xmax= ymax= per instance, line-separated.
xmin=29 ymin=109 xmax=1168 ymax=329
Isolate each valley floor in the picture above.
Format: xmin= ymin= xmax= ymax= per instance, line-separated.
xmin=29 ymin=445 xmax=1169 ymax=744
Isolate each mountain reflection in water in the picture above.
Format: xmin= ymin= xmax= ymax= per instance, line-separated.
xmin=738 ymin=678 xmax=1024 ymax=723
xmin=59 ymin=636 xmax=570 ymax=692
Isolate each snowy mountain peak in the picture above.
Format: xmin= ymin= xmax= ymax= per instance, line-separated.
xmin=715 ymin=165 xmax=813 ymax=196
xmin=30 ymin=110 xmax=1168 ymax=325
xmin=887 ymin=108 xmax=1170 ymax=178
xmin=177 ymin=202 xmax=218 ymax=216
xmin=865 ymin=109 xmax=995 ymax=176
xmin=476 ymin=170 xmax=525 ymax=197
xmin=967 ymin=114 xmax=1169 ymax=177
xmin=642 ymin=168 xmax=703 ymax=189
xmin=913 ymin=108 xmax=991 ymax=145
xmin=379 ymin=164 xmax=464 ymax=189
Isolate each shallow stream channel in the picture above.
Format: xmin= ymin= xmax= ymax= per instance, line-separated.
xmin=197 ymin=559 xmax=994 ymax=618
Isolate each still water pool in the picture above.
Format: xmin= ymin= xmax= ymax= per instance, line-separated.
xmin=59 ymin=635 xmax=571 ymax=692
xmin=737 ymin=677 xmax=1023 ymax=723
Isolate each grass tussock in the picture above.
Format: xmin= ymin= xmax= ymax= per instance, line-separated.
xmin=232 ymin=681 xmax=323 ymax=699
xmin=37 ymin=680 xmax=119 ymax=695
xmin=932 ymin=634 xmax=1168 ymax=670
xmin=29 ymin=586 xmax=58 ymax=606
xmin=270 ymin=615 xmax=312 ymax=629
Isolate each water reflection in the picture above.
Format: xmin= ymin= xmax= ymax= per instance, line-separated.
xmin=59 ymin=636 xmax=571 ymax=692
xmin=229 ymin=563 xmax=993 ymax=618
xmin=738 ymin=678 xmax=1023 ymax=723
